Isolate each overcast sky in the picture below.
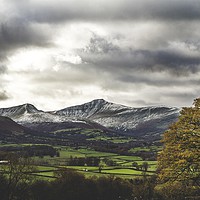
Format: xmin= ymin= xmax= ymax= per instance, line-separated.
xmin=0 ymin=0 xmax=200 ymax=110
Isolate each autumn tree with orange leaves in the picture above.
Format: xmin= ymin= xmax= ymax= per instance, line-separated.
xmin=157 ymin=98 xmax=200 ymax=198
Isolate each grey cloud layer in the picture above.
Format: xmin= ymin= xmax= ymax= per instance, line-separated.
xmin=1 ymin=0 xmax=200 ymax=107
xmin=0 ymin=21 xmax=51 ymax=48
xmin=1 ymin=0 xmax=200 ymax=55
xmin=0 ymin=90 xmax=9 ymax=101
xmin=6 ymin=0 xmax=200 ymax=23
xmin=79 ymin=35 xmax=200 ymax=76
xmin=0 ymin=20 xmax=53 ymax=57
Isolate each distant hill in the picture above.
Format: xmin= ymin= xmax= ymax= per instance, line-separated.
xmin=55 ymin=99 xmax=180 ymax=140
xmin=0 ymin=99 xmax=180 ymax=140
xmin=0 ymin=103 xmax=67 ymax=123
xmin=0 ymin=116 xmax=25 ymax=133
xmin=0 ymin=116 xmax=33 ymax=142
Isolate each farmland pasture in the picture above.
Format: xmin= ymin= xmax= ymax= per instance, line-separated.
xmin=0 ymin=143 xmax=159 ymax=179
xmin=33 ymin=165 xmax=156 ymax=179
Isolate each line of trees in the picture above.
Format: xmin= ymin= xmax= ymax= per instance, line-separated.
xmin=0 ymin=152 xmax=161 ymax=200
xmin=0 ymin=145 xmax=58 ymax=158
xmin=0 ymin=154 xmax=134 ymax=200
xmin=132 ymin=161 xmax=149 ymax=172
xmin=67 ymin=156 xmax=100 ymax=166
xmin=0 ymin=154 xmax=36 ymax=200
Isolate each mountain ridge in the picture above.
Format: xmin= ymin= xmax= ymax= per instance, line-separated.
xmin=0 ymin=99 xmax=180 ymax=140
xmin=0 ymin=103 xmax=42 ymax=117
xmin=54 ymin=99 xmax=180 ymax=139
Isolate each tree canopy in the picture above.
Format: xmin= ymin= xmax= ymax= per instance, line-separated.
xmin=158 ymin=98 xmax=200 ymax=188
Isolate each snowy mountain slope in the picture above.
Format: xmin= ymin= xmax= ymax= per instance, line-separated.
xmin=0 ymin=103 xmax=114 ymax=133
xmin=0 ymin=103 xmax=41 ymax=118
xmin=0 ymin=103 xmax=69 ymax=123
xmin=55 ymin=99 xmax=180 ymax=138
xmin=54 ymin=99 xmax=129 ymax=118
xmin=0 ymin=99 xmax=180 ymax=139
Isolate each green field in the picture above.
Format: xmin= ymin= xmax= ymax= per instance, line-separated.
xmin=33 ymin=146 xmax=157 ymax=179
xmin=0 ymin=144 xmax=158 ymax=179
xmin=129 ymin=146 xmax=162 ymax=153
xmin=33 ymin=165 xmax=156 ymax=179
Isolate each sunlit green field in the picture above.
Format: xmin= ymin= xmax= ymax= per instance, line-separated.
xmin=0 ymin=144 xmax=158 ymax=180
xmin=33 ymin=165 xmax=156 ymax=180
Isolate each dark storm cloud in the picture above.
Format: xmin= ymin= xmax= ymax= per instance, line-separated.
xmin=0 ymin=20 xmax=52 ymax=53
xmin=0 ymin=1 xmax=53 ymax=60
xmin=166 ymin=91 xmax=200 ymax=99
xmin=117 ymin=74 xmax=199 ymax=87
xmin=0 ymin=64 xmax=9 ymax=100
xmin=0 ymin=90 xmax=9 ymax=101
xmin=10 ymin=0 xmax=200 ymax=23
xmin=1 ymin=0 xmax=200 ymax=57
xmin=0 ymin=17 xmax=53 ymax=77
xmin=84 ymin=35 xmax=119 ymax=54
xmin=79 ymin=35 xmax=200 ymax=76
xmin=184 ymin=40 xmax=200 ymax=51
xmin=1 ymin=0 xmax=200 ymax=108
xmin=158 ymin=90 xmax=200 ymax=107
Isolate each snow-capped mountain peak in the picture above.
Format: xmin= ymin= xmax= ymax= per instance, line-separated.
xmin=0 ymin=103 xmax=42 ymax=118
xmin=21 ymin=103 xmax=41 ymax=114
xmin=0 ymin=99 xmax=180 ymax=140
xmin=55 ymin=98 xmax=109 ymax=118
xmin=54 ymin=99 xmax=180 ymax=139
xmin=54 ymin=98 xmax=130 ymax=118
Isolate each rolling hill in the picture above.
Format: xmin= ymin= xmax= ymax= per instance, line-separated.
xmin=0 ymin=116 xmax=32 ymax=142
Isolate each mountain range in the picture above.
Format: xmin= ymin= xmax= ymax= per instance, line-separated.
xmin=0 ymin=99 xmax=180 ymax=141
